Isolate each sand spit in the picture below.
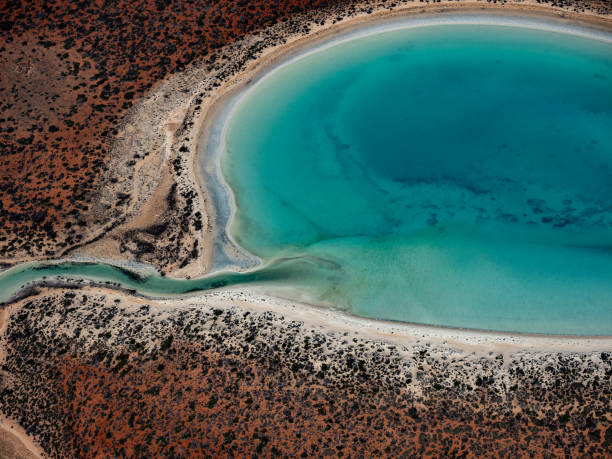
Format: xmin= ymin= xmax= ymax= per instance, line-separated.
xmin=180 ymin=287 xmax=612 ymax=354
xmin=0 ymin=0 xmax=340 ymax=269
xmin=0 ymin=287 xmax=610 ymax=457
xmin=64 ymin=1 xmax=612 ymax=278
xmin=2 ymin=4 xmax=612 ymax=308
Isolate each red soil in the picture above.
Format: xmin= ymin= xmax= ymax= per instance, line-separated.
xmin=45 ymin=341 xmax=612 ymax=457
xmin=1 ymin=293 xmax=609 ymax=457
xmin=3 ymin=0 xmax=610 ymax=262
xmin=0 ymin=0 xmax=340 ymax=260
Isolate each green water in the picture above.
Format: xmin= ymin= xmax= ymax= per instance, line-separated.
xmin=0 ymin=257 xmax=340 ymax=301
xmin=1 ymin=21 xmax=611 ymax=335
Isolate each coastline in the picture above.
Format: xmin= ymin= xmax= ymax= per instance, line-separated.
xmin=0 ymin=2 xmax=610 ymax=274
xmin=0 ymin=2 xmax=611 ymax=337
xmin=189 ymin=3 xmax=612 ymax=335
xmin=1 ymin=284 xmax=610 ymax=456
xmin=2 ymin=267 xmax=611 ymax=340
xmin=174 ymin=286 xmax=612 ymax=353
xmin=2 ymin=1 xmax=609 ymax=278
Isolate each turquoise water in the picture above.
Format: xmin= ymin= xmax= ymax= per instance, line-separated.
xmin=0 ymin=23 xmax=611 ymax=335
xmin=222 ymin=24 xmax=612 ymax=334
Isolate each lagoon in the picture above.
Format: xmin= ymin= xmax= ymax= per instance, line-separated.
xmin=221 ymin=22 xmax=612 ymax=334
xmin=1 ymin=19 xmax=611 ymax=335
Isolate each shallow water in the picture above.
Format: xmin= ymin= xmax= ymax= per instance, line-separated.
xmin=0 ymin=22 xmax=611 ymax=335
xmin=222 ymin=24 xmax=612 ymax=334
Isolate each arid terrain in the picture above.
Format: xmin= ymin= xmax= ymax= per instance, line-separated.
xmin=0 ymin=0 xmax=343 ymax=273
xmin=0 ymin=287 xmax=611 ymax=457
xmin=1 ymin=0 xmax=612 ymax=457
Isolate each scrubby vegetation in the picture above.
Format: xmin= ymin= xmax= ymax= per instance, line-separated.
xmin=0 ymin=290 xmax=610 ymax=457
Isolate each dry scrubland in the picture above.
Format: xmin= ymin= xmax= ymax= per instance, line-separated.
xmin=0 ymin=0 xmax=337 ymax=272
xmin=0 ymin=289 xmax=610 ymax=457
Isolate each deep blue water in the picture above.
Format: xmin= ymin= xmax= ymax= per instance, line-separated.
xmin=222 ymin=24 xmax=612 ymax=334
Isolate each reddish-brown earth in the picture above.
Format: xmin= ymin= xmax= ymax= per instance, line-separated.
xmin=1 ymin=291 xmax=610 ymax=457
xmin=2 ymin=2 xmax=612 ymax=456
xmin=0 ymin=0 xmax=343 ymax=262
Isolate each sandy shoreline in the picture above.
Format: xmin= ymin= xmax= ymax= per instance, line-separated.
xmin=189 ymin=3 xmax=612 ymax=338
xmin=2 ymin=3 xmax=611 ymax=456
xmin=1 ymin=2 xmax=611 ymax=341
xmin=3 ymin=268 xmax=612 ymax=343
xmin=161 ymin=286 xmax=612 ymax=354
xmin=1 ymin=285 xmax=609 ymax=456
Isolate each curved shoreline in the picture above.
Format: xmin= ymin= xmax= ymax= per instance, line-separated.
xmin=3 ymin=284 xmax=610 ymax=457
xmin=193 ymin=5 xmax=612 ymax=333
xmin=2 ymin=3 xmax=612 ymax=457
xmin=192 ymin=4 xmax=612 ymax=274
xmin=2 ymin=270 xmax=612 ymax=339
xmin=183 ymin=286 xmax=612 ymax=352
xmin=1 ymin=3 xmax=611 ymax=338
xmin=196 ymin=4 xmax=612 ymax=276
